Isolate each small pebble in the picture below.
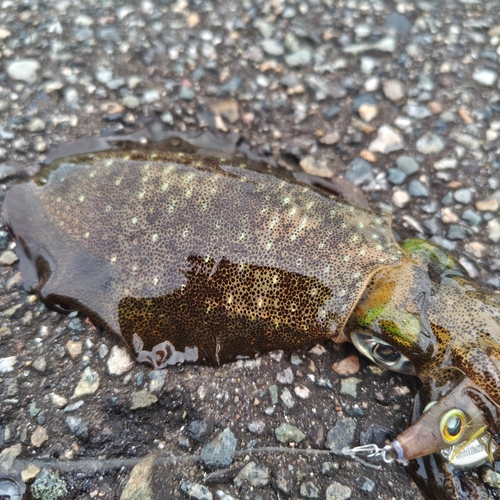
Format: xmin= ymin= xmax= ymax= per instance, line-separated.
xmin=31 ymin=426 xmax=49 ymax=448
xmin=107 ymin=345 xmax=134 ymax=375
xmin=294 ymin=385 xmax=310 ymax=399
xmin=345 ymin=158 xmax=374 ymax=186
xmin=416 ymin=132 xmax=446 ymax=154
xmin=275 ymin=422 xmax=306 ymax=443
xmin=332 ymin=355 xmax=360 ymax=376
xmin=180 ymin=480 xmax=213 ymax=500
xmin=487 ymin=218 xmax=500 ymax=242
xmin=454 ymin=189 xmax=473 ymax=204
xmin=408 ymin=180 xmax=430 ymax=197
xmin=280 ymin=387 xmax=295 ymax=408
xmin=277 ymin=367 xmax=294 ymax=384
xmin=340 ymin=377 xmax=361 ymax=398
xmin=7 ymin=59 xmax=40 ymax=83
xmin=326 ymin=418 xmax=357 ymax=450
xmin=476 ymin=198 xmax=499 ymax=211
xmin=392 ymin=189 xmax=410 ymax=207
xmin=472 ymin=68 xmax=498 ymax=86
xmin=358 ymin=103 xmax=378 ymax=122
xmin=130 ymin=390 xmax=158 ymax=410
xmin=233 ymin=461 xmax=269 ymax=487
xmin=325 ymin=481 xmax=352 ymax=500
xmin=434 ymin=157 xmax=458 ymax=170
xmin=201 ymin=428 xmax=237 ymax=467
xmin=387 ymin=168 xmax=407 ymax=185
xmin=248 ymin=420 xmax=266 ymax=435
xmin=368 ymin=125 xmax=404 ymax=154
xmin=396 ymin=155 xmax=420 ymax=175
xmin=65 ymin=416 xmax=89 ymax=440
xmin=31 ymin=468 xmax=68 ymax=500
xmin=383 ymin=79 xmax=405 ymax=101
xmin=0 ymin=250 xmax=18 ymax=266
xmin=73 ymin=367 xmax=100 ymax=398
xmin=300 ymin=481 xmax=320 ymax=498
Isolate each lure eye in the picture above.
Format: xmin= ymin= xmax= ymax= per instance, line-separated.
xmin=350 ymin=332 xmax=416 ymax=375
xmin=440 ymin=409 xmax=466 ymax=443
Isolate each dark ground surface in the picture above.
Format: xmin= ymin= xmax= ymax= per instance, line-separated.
xmin=0 ymin=0 xmax=500 ymax=499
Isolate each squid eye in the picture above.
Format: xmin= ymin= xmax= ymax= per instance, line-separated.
xmin=372 ymin=343 xmax=401 ymax=364
xmin=350 ymin=332 xmax=416 ymax=375
xmin=440 ymin=409 xmax=466 ymax=443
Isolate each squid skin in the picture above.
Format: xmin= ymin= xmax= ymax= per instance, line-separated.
xmin=3 ymin=129 xmax=500 ymax=500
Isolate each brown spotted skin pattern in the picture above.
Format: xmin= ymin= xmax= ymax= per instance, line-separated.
xmin=3 ymin=150 xmax=403 ymax=365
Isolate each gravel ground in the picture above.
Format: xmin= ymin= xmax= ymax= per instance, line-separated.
xmin=0 ymin=0 xmax=500 ymax=499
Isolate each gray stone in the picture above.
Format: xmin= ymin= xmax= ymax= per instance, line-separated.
xmin=201 ymin=428 xmax=237 ymax=467
xmin=383 ymin=79 xmax=405 ymax=101
xmin=130 ymin=390 xmax=158 ymax=410
xmin=434 ymin=158 xmax=458 ymax=170
xmin=447 ymin=225 xmax=467 ymax=240
xmin=277 ymin=367 xmax=293 ymax=384
xmin=248 ymin=420 xmax=266 ymax=435
xmin=396 ymin=155 xmax=420 ymax=175
xmin=487 ymin=218 xmax=500 ymax=242
xmin=340 ymin=377 xmax=361 ymax=398
xmin=325 ymin=481 xmax=352 ymax=500
xmin=306 ymin=75 xmax=346 ymax=100
xmin=67 ymin=318 xmax=84 ymax=332
xmin=233 ymin=461 xmax=269 ymax=487
xmin=385 ymin=12 xmax=412 ymax=34
xmin=360 ymin=477 xmax=375 ymax=493
xmin=31 ymin=468 xmax=68 ymax=500
xmin=454 ymin=189 xmax=473 ymax=204
xmin=387 ymin=168 xmax=407 ymax=185
xmin=179 ymin=86 xmax=195 ymax=100
xmin=450 ymin=132 xmax=482 ymax=150
xmin=142 ymin=89 xmax=160 ymax=103
xmin=180 ymin=480 xmax=213 ymax=500
xmin=26 ymin=117 xmax=46 ymax=132
xmin=0 ymin=165 xmax=17 ymax=180
xmin=300 ymin=481 xmax=320 ymax=498
xmin=368 ymin=125 xmax=404 ymax=154
xmin=462 ymin=209 xmax=482 ymax=226
xmin=188 ymin=419 xmax=214 ymax=442
xmin=7 ymin=59 xmax=40 ymax=83
xmin=106 ymin=77 xmax=125 ymax=90
xmin=123 ymin=95 xmax=140 ymax=109
xmin=423 ymin=218 xmax=440 ymax=235
xmin=265 ymin=384 xmax=278 ymax=406
xmin=345 ymin=158 xmax=374 ymax=186
xmin=416 ymin=133 xmax=445 ymax=154
xmin=65 ymin=416 xmax=89 ymax=441
xmin=404 ymin=104 xmax=432 ymax=119
xmin=275 ymin=422 xmax=306 ymax=443
xmin=73 ymin=367 xmax=100 ymax=397
xmin=408 ymin=180 xmax=430 ymax=197
xmin=280 ymin=388 xmax=295 ymax=408
xmin=262 ymin=39 xmax=284 ymax=56
xmin=148 ymin=370 xmax=166 ymax=393
xmin=473 ymin=68 xmax=498 ymax=86
xmin=285 ymin=48 xmax=312 ymax=67
xmin=326 ymin=418 xmax=357 ymax=450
